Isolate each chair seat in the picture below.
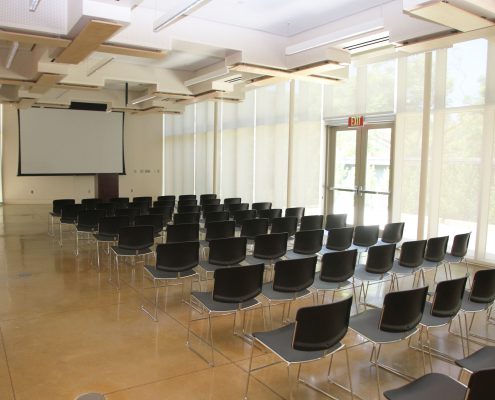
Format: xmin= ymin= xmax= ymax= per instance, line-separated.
xmin=77 ymin=226 xmax=97 ymax=233
xmin=198 ymin=260 xmax=244 ymax=272
xmin=455 ymin=346 xmax=495 ymax=372
xmin=261 ymin=283 xmax=310 ymax=302
xmin=254 ymin=323 xmax=342 ymax=364
xmin=49 ymin=212 xmax=60 ymax=217
xmin=144 ymin=265 xmax=197 ymax=280
xmin=93 ymin=233 xmax=118 ymax=242
xmin=244 ymin=255 xmax=281 ymax=265
xmin=420 ymin=301 xmax=455 ymax=328
xmin=192 ymin=291 xmax=259 ymax=313
xmin=461 ymin=291 xmax=491 ymax=313
xmin=354 ymin=264 xmax=391 ymax=282
xmin=111 ymin=246 xmax=153 ymax=256
xmin=284 ymin=250 xmax=316 ymax=260
xmin=377 ymin=239 xmax=400 ymax=246
xmin=390 ymin=260 xmax=420 ymax=276
xmin=318 ymin=246 xmax=346 ymax=255
xmin=350 ymin=308 xmax=417 ymax=343
xmin=383 ymin=372 xmax=466 ymax=400
xmin=312 ymin=273 xmax=353 ymax=291
xmin=444 ymin=253 xmax=464 ymax=264
xmin=60 ymin=218 xmax=77 ymax=224
xmin=421 ymin=259 xmax=441 ymax=270
xmin=349 ymin=244 xmax=369 ymax=253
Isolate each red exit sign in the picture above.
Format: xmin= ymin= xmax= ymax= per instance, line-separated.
xmin=348 ymin=115 xmax=364 ymax=127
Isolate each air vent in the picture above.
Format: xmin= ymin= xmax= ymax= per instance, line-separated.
xmin=343 ymin=35 xmax=390 ymax=52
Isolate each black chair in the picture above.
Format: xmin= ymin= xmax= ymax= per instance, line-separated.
xmin=187 ymin=263 xmax=264 ymax=366
xmin=245 ymin=297 xmax=354 ymax=400
xmin=445 ymin=232 xmax=471 ymax=280
xmin=141 ymin=241 xmax=200 ymax=321
xmin=166 ymin=223 xmax=199 ymax=243
xmin=351 ymin=225 xmax=379 ymax=253
xmin=285 ymin=229 xmax=324 ymax=259
xmin=199 ymin=194 xmax=217 ymax=205
xmin=197 ymin=237 xmax=247 ymax=279
xmin=204 ymin=220 xmax=236 ymax=242
xmin=111 ymin=197 xmax=130 ymax=209
xmin=148 ymin=206 xmax=173 ymax=225
xmin=204 ymin=210 xmax=230 ymax=223
xmin=177 ymin=205 xmax=201 ymax=214
xmin=173 ymin=212 xmax=200 ymax=225
xmin=133 ymin=196 xmax=152 ymax=208
xmin=377 ymin=222 xmax=405 ymax=245
xmin=74 ymin=209 xmax=106 ymax=255
xmin=350 ymin=286 xmax=429 ymax=399
xmin=223 ymin=197 xmax=241 ymax=207
xmin=115 ymin=207 xmax=140 ymax=225
xmin=312 ymin=249 xmax=359 ymax=312
xmin=49 ymin=199 xmax=75 ymax=235
xmin=232 ymin=209 xmax=257 ymax=227
xmin=154 ymin=199 xmax=175 ymax=208
xmin=245 ymin=232 xmax=288 ymax=276
xmin=240 ymin=218 xmax=269 ymax=241
xmin=419 ymin=236 xmax=449 ymax=286
xmin=178 ymin=199 xmax=198 ymax=207
xmin=58 ymin=204 xmax=83 ymax=246
xmin=95 ymin=202 xmax=116 ymax=217
xmin=134 ymin=214 xmax=164 ymax=238
xmin=202 ymin=204 xmax=225 ymax=218
xmin=354 ymin=243 xmax=396 ymax=307
xmin=383 ymin=368 xmax=495 ymax=400
xmin=201 ymin=198 xmax=220 ymax=206
xmin=299 ymin=215 xmax=323 ymax=231
xmin=389 ymin=240 xmax=427 ymax=290
xmin=93 ymin=216 xmax=130 ymax=270
xmin=179 ymin=194 xmax=196 ymax=201
xmin=258 ymin=208 xmax=282 ymax=224
xmin=324 ymin=213 xmax=347 ymax=230
xmin=285 ymin=207 xmax=305 ymax=223
xmin=227 ymin=203 xmax=249 ymax=213
xmin=129 ymin=201 xmax=149 ymax=215
xmin=81 ymin=198 xmax=101 ymax=210
xmin=261 ymin=256 xmax=317 ymax=328
xmin=320 ymin=226 xmax=355 ymax=254
xmin=252 ymin=202 xmax=272 ymax=211
xmin=157 ymin=195 xmax=175 ymax=203
xmin=271 ymin=216 xmax=298 ymax=237
xmin=110 ymin=225 xmax=155 ymax=289
xmin=455 ymin=346 xmax=495 ymax=381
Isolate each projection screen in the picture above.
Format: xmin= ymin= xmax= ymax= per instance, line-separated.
xmin=18 ymin=108 xmax=125 ymax=175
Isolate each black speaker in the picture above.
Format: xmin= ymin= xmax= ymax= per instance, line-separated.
xmin=69 ymin=102 xmax=107 ymax=112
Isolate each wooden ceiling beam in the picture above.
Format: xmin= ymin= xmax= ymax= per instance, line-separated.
xmin=97 ymin=44 xmax=167 ymax=59
xmin=0 ymin=30 xmax=70 ymax=48
xmin=29 ymin=73 xmax=65 ymax=94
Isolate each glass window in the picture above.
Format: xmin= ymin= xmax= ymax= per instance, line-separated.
xmin=366 ymin=59 xmax=397 ymax=113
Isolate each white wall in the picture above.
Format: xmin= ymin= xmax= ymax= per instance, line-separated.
xmin=1 ymin=104 xmax=163 ymax=204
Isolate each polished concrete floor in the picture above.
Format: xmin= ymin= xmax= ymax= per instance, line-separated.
xmin=0 ymin=204 xmax=493 ymax=400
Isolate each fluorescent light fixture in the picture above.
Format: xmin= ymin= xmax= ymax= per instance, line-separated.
xmin=153 ymin=0 xmax=212 ymax=32
xmin=184 ymin=66 xmax=229 ymax=87
xmin=131 ymin=94 xmax=156 ymax=104
xmin=5 ymin=41 xmax=19 ymax=69
xmin=29 ymin=0 xmax=41 ymax=12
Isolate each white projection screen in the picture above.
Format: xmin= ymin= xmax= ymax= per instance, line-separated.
xmin=18 ymin=108 xmax=125 ymax=175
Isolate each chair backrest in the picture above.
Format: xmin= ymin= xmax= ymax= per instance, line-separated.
xmin=285 ymin=207 xmax=305 ymax=222
xmin=201 ymin=198 xmax=220 ymax=206
xmin=129 ymin=201 xmax=149 ymax=215
xmin=365 ymin=243 xmax=396 ymax=274
xmin=149 ymin=206 xmax=173 ymax=221
xmin=451 ymin=232 xmax=471 ymax=258
xmin=204 ymin=210 xmax=230 ymax=223
xmin=380 ymin=287 xmax=428 ymax=333
xmin=253 ymin=232 xmax=288 ymax=259
xmin=324 ymin=214 xmax=347 ymax=230
xmin=227 ymin=203 xmax=250 ymax=213
xmin=155 ymin=241 xmax=200 ymax=272
xmin=223 ymin=197 xmax=241 ymax=205
xmin=272 ymin=256 xmax=317 ymax=293
xmin=232 ymin=209 xmax=257 ymax=227
xmin=77 ymin=209 xmax=106 ymax=229
xmin=212 ymin=263 xmax=264 ymax=303
xmin=157 ymin=195 xmax=175 ymax=203
xmin=467 ymin=368 xmax=495 ymax=400
xmin=300 ymin=215 xmax=324 ymax=231
xmin=320 ymin=249 xmax=358 ymax=283
xmin=52 ymin=199 xmax=75 ymax=214
xmin=353 ymin=225 xmax=379 ymax=247
xmin=381 ymin=222 xmax=405 ymax=244
xmin=271 ymin=216 xmax=298 ymax=237
xmin=81 ymin=198 xmax=101 ymax=210
xmin=166 ymin=223 xmax=199 ymax=243
xmin=209 ymin=236 xmax=247 ymax=266
xmin=258 ymin=208 xmax=282 ymax=223
xmin=98 ymin=216 xmax=130 ymax=236
xmin=95 ymin=202 xmax=116 ymax=216
xmin=60 ymin=204 xmax=83 ymax=221
xmin=132 ymin=196 xmax=152 ymax=207
xmin=293 ymin=296 xmax=353 ymax=351
xmin=205 ymin=220 xmax=236 ymax=241
xmin=134 ymin=214 xmax=163 ymax=234
xmin=177 ymin=199 xmax=198 ymax=207
xmin=153 ymin=200 xmax=175 ymax=209
xmin=203 ymin=204 xmax=224 ymax=216
xmin=177 ymin=205 xmax=201 ymax=214
xmin=117 ymin=225 xmax=154 ymax=250
xmin=115 ymin=207 xmax=140 ymax=223
xmin=199 ymin=194 xmax=217 ymax=205
xmin=398 ymin=240 xmax=427 ymax=268
xmin=293 ymin=229 xmax=324 ymax=254
xmin=240 ymin=218 xmax=269 ymax=240
xmin=179 ymin=194 xmax=196 ymax=201
xmin=252 ymin=202 xmax=272 ymax=211
xmin=173 ymin=212 xmax=200 ymax=225
xmin=111 ymin=197 xmax=130 ymax=209
xmin=470 ymin=269 xmax=495 ymax=304
xmin=431 ymin=276 xmax=467 ymax=318
xmin=424 ymin=236 xmax=449 ymax=262
xmin=326 ymin=227 xmax=354 ymax=251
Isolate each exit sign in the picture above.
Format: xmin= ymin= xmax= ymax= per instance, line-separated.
xmin=348 ymin=115 xmax=364 ymax=127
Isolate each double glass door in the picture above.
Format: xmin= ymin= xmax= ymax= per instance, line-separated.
xmin=326 ymin=123 xmax=394 ymax=227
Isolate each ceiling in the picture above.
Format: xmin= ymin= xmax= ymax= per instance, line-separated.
xmin=0 ymin=0 xmax=493 ymax=114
